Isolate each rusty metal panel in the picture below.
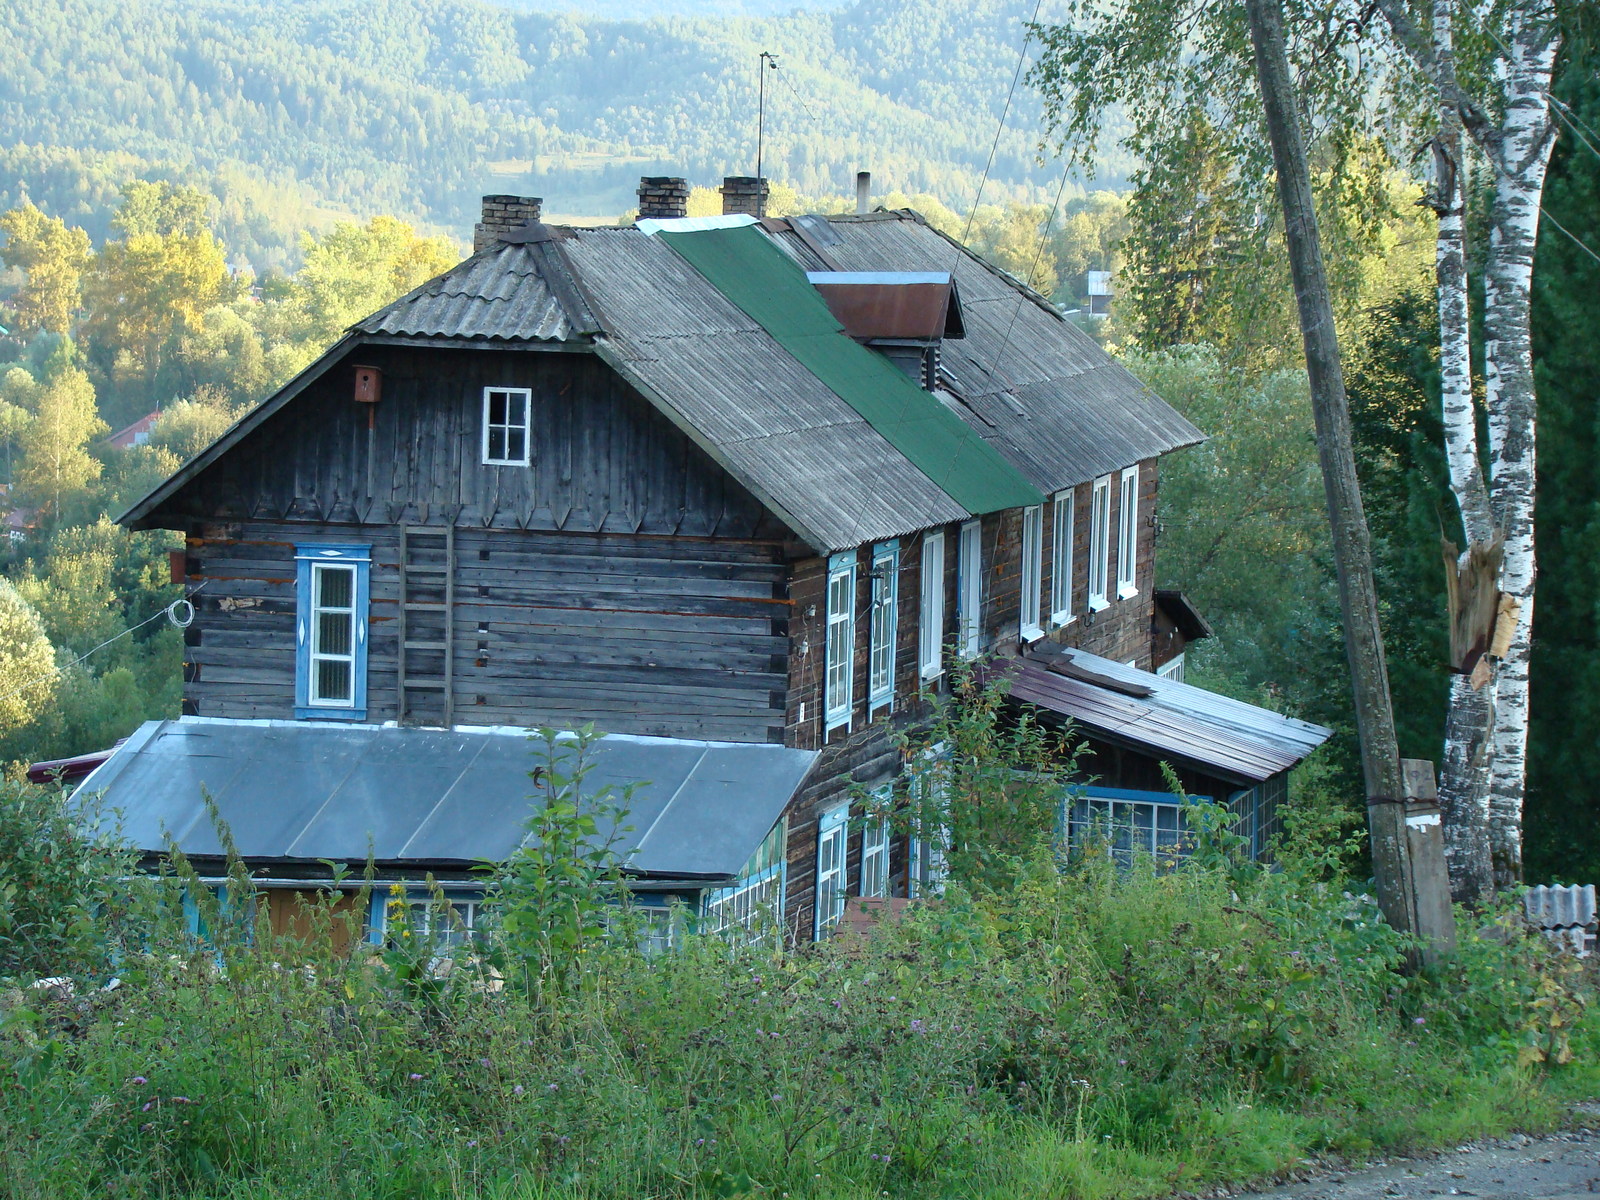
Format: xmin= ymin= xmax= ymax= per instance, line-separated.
xmin=806 ymin=272 xmax=964 ymax=340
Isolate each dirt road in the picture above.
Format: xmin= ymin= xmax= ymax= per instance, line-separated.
xmin=1237 ymin=1127 xmax=1600 ymax=1200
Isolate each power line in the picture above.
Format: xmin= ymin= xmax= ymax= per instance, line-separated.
xmin=990 ymin=159 xmax=1077 ymax=382
xmin=959 ymin=0 xmax=1047 ymax=251
xmin=771 ymin=61 xmax=822 ymax=127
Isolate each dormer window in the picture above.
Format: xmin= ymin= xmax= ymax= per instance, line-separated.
xmin=482 ymin=386 xmax=531 ymax=466
xmin=805 ymin=271 xmax=964 ymax=390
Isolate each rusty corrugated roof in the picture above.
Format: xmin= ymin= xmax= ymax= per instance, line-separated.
xmin=994 ymin=648 xmax=1330 ymax=784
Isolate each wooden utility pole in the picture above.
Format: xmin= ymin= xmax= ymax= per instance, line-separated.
xmin=1242 ymin=0 xmax=1434 ymax=953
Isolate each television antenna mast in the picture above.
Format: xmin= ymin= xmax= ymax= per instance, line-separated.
xmin=756 ymin=51 xmax=778 ymax=178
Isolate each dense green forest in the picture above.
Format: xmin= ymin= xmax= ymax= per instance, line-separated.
xmin=0 ymin=0 xmax=1121 ymax=271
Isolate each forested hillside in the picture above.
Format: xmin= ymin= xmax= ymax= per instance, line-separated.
xmin=0 ymin=0 xmax=1121 ymax=270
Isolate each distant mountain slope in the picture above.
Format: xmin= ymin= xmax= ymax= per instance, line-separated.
xmin=0 ymin=0 xmax=1132 ymax=263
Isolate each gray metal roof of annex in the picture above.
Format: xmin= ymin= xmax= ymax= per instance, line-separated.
xmin=998 ymin=647 xmax=1331 ymax=785
xmin=78 ymin=717 xmax=817 ymax=880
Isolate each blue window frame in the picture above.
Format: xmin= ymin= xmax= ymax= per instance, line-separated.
xmin=1063 ymin=785 xmax=1203 ymax=868
xmin=295 ymin=544 xmax=371 ymax=720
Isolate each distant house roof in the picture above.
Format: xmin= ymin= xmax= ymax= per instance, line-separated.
xmin=994 ymin=646 xmax=1331 ymax=785
xmin=104 ymin=411 xmax=162 ymax=450
xmin=119 ymin=209 xmax=1203 ymax=551
xmin=78 ymin=717 xmax=817 ymax=881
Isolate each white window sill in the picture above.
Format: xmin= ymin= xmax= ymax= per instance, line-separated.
xmin=869 ymin=694 xmax=893 ymax=715
xmin=824 ymin=712 xmax=851 ymax=734
xmin=1117 ymin=585 xmax=1139 ymax=601
xmin=1088 ymin=597 xmax=1110 ymax=613
xmin=1050 ymin=611 xmax=1075 ymax=628
xmin=1020 ymin=624 xmax=1045 ymax=643
xmin=920 ymin=665 xmax=944 ymax=682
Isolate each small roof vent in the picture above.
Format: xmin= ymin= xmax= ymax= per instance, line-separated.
xmin=805 ymin=271 xmax=965 ymax=341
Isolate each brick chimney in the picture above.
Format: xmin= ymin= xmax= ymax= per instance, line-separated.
xmin=637 ymin=177 xmax=690 ymax=221
xmin=720 ymin=176 xmax=769 ymax=218
xmin=474 ymin=195 xmax=542 ymax=253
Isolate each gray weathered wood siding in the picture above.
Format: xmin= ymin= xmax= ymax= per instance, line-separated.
xmin=147 ymin=345 xmax=790 ymax=541
xmin=182 ymin=518 xmax=791 ymax=743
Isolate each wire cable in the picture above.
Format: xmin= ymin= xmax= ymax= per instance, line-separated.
xmin=959 ymin=0 xmax=1047 ymax=251
xmin=0 ymin=580 xmax=208 ymax=709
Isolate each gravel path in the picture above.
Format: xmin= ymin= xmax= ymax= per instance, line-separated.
xmin=1232 ymin=1125 xmax=1600 ymax=1200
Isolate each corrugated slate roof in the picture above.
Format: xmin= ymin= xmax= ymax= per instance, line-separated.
xmin=656 ymin=225 xmax=1040 ymax=516
xmin=997 ymin=647 xmax=1331 ymax=784
xmin=79 ymin=717 xmax=817 ymax=880
xmin=355 ymin=243 xmax=578 ymax=343
xmin=561 ymin=226 xmax=973 ymax=549
xmin=778 ymin=213 xmax=1206 ymax=491
xmin=121 ymin=208 xmax=1204 ymax=551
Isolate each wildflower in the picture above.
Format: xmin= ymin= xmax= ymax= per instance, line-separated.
xmin=771 ymin=1093 xmax=783 ymax=1102
xmin=408 ymin=1073 xmax=424 ymax=1082
xmin=170 ymin=1096 xmax=193 ymax=1105
xmin=909 ymin=1019 xmax=926 ymax=1034
xmin=467 ymin=1140 xmax=477 ymax=1148
xmin=1413 ymin=1016 xmax=1427 ymax=1026
xmin=513 ymin=1085 xmax=525 ymax=1096
xmin=479 ymin=1058 xmax=492 ymax=1069
xmin=546 ymin=1083 xmax=559 ymax=1092
xmin=129 ymin=1076 xmax=148 ymax=1086
xmin=141 ymin=1101 xmax=153 ymax=1112
xmin=695 ymin=1138 xmax=705 ymax=1146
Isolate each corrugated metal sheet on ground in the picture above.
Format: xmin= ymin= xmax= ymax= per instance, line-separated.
xmin=78 ymin=717 xmax=816 ymax=881
xmin=996 ymin=649 xmax=1331 ymax=783
xmin=788 ymin=214 xmax=1206 ymax=490
xmin=1524 ymin=884 xmax=1597 ymax=930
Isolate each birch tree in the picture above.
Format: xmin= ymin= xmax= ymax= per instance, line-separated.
xmin=1032 ymin=0 xmax=1563 ymax=891
xmin=1371 ymin=0 xmax=1561 ymax=888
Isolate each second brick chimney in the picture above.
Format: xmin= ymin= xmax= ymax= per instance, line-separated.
xmin=637 ymin=177 xmax=690 ymax=221
xmin=474 ymin=195 xmax=542 ymax=253
xmin=720 ymin=176 xmax=769 ymax=218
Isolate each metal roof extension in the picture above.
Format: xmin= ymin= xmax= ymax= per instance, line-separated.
xmin=997 ymin=647 xmax=1331 ymax=785
xmin=79 ymin=718 xmax=817 ymax=881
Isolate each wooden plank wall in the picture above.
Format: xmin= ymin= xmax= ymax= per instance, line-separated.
xmin=149 ymin=345 xmax=790 ymax=542
xmin=183 ymin=520 xmax=790 ymax=743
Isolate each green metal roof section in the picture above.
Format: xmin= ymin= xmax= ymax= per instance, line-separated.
xmin=656 ymin=224 xmax=1043 ymax=515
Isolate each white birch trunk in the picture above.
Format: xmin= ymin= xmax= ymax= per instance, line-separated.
xmin=1481 ymin=2 xmax=1558 ymax=889
xmin=1430 ymin=0 xmax=1496 ymax=905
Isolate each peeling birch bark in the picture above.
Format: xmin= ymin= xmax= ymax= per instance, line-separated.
xmin=1482 ymin=3 xmax=1558 ymax=890
xmin=1429 ymin=0 xmax=1496 ymax=904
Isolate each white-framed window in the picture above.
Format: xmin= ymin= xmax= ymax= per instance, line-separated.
xmin=860 ymin=788 xmax=891 ymax=899
xmin=1051 ymin=490 xmax=1075 ymax=625
xmin=815 ymin=802 xmax=850 ymax=938
xmin=957 ymin=520 xmax=982 ymax=658
xmin=482 ymin=386 xmax=532 ymax=466
xmin=370 ymin=890 xmax=481 ymax=950
xmin=295 ymin=544 xmax=370 ymax=720
xmin=703 ymin=820 xmax=787 ymax=945
xmin=1088 ymin=476 xmax=1112 ymax=610
xmin=1117 ymin=466 xmax=1140 ymax=598
xmin=868 ymin=541 xmax=898 ymax=711
xmin=824 ymin=551 xmax=856 ymax=729
xmin=1065 ymin=786 xmax=1193 ymax=870
xmin=1020 ymin=504 xmax=1044 ymax=641
xmin=919 ymin=530 xmax=945 ymax=680
xmin=1156 ymin=653 xmax=1185 ymax=683
xmin=907 ymin=742 xmax=950 ymax=899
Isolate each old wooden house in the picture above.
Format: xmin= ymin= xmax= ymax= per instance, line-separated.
xmin=82 ymin=179 xmax=1329 ymax=944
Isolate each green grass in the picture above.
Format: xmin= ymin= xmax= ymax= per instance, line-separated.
xmin=2 ymin=852 xmax=1595 ymax=1200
